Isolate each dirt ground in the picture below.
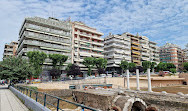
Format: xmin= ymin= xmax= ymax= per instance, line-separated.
xmin=140 ymin=85 xmax=188 ymax=94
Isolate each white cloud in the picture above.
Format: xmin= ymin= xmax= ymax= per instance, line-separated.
xmin=0 ymin=0 xmax=187 ymax=60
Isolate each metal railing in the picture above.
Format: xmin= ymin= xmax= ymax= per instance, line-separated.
xmin=13 ymin=85 xmax=100 ymax=111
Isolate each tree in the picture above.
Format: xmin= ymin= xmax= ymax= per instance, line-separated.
xmin=94 ymin=58 xmax=107 ymax=74
xmin=49 ymin=54 xmax=68 ymax=69
xmin=166 ymin=63 xmax=176 ymax=70
xmin=0 ymin=57 xmax=34 ymax=82
xmin=151 ymin=62 xmax=157 ymax=74
xmin=183 ymin=62 xmax=188 ymax=72
xmin=49 ymin=68 xmax=61 ymax=79
xmin=27 ymin=51 xmax=47 ymax=78
xmin=128 ymin=63 xmax=136 ymax=72
xmin=142 ymin=61 xmax=151 ymax=72
xmin=156 ymin=62 xmax=167 ymax=71
xmin=82 ymin=57 xmax=95 ymax=76
xmin=170 ymin=68 xmax=176 ymax=74
xmin=49 ymin=54 xmax=62 ymax=69
xmin=59 ymin=55 xmax=68 ymax=69
xmin=120 ymin=60 xmax=129 ymax=74
xmin=66 ymin=64 xmax=82 ymax=77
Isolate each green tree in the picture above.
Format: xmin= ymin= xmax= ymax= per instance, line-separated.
xmin=49 ymin=54 xmax=68 ymax=79
xmin=0 ymin=57 xmax=34 ymax=82
xmin=170 ymin=68 xmax=176 ymax=74
xmin=94 ymin=58 xmax=107 ymax=74
xmin=49 ymin=54 xmax=68 ymax=69
xmin=142 ymin=61 xmax=151 ymax=72
xmin=166 ymin=63 xmax=176 ymax=70
xmin=120 ymin=60 xmax=129 ymax=73
xmin=49 ymin=54 xmax=62 ymax=69
xmin=183 ymin=62 xmax=188 ymax=72
xmin=82 ymin=57 xmax=95 ymax=76
xmin=128 ymin=63 xmax=136 ymax=72
xmin=156 ymin=62 xmax=167 ymax=71
xmin=27 ymin=51 xmax=47 ymax=78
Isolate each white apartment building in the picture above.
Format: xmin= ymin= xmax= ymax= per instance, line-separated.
xmin=149 ymin=41 xmax=160 ymax=64
xmin=17 ymin=17 xmax=72 ymax=72
xmin=71 ymin=21 xmax=104 ymax=73
xmin=104 ymin=33 xmax=131 ymax=74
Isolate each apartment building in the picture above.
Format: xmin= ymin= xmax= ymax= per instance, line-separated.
xmin=149 ymin=41 xmax=160 ymax=63
xmin=128 ymin=33 xmax=141 ymax=65
xmin=71 ymin=21 xmax=104 ymax=73
xmin=17 ymin=17 xmax=72 ymax=72
xmin=104 ymin=33 xmax=131 ymax=74
xmin=160 ymin=43 xmax=184 ymax=70
xmin=3 ymin=41 xmax=18 ymax=58
xmin=104 ymin=32 xmax=159 ymax=73
xmin=183 ymin=49 xmax=188 ymax=62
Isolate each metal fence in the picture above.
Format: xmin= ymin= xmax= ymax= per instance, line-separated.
xmin=13 ymin=85 xmax=100 ymax=111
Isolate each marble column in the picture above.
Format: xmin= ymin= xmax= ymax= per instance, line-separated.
xmin=147 ymin=68 xmax=152 ymax=92
xmin=126 ymin=69 xmax=130 ymax=90
xmin=136 ymin=69 xmax=140 ymax=91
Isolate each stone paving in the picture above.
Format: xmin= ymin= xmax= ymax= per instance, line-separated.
xmin=0 ymin=85 xmax=29 ymax=111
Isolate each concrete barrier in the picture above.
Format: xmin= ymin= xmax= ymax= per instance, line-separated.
xmin=9 ymin=86 xmax=51 ymax=111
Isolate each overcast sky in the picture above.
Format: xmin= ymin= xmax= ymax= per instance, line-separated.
xmin=0 ymin=0 xmax=187 ymax=60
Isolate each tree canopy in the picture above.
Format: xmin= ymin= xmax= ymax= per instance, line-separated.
xmin=142 ymin=61 xmax=152 ymax=72
xmin=120 ymin=60 xmax=129 ymax=71
xmin=183 ymin=62 xmax=188 ymax=72
xmin=66 ymin=64 xmax=82 ymax=77
xmin=49 ymin=54 xmax=68 ymax=69
xmin=82 ymin=57 xmax=95 ymax=76
xmin=94 ymin=58 xmax=107 ymax=74
xmin=27 ymin=51 xmax=47 ymax=78
xmin=156 ymin=62 xmax=176 ymax=71
xmin=0 ymin=57 xmax=34 ymax=81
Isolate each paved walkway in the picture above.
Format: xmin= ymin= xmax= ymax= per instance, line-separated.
xmin=0 ymin=85 xmax=29 ymax=111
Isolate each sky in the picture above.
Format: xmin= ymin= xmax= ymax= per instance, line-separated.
xmin=0 ymin=0 xmax=187 ymax=60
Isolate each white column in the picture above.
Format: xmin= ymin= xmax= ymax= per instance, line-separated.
xmin=136 ymin=69 xmax=140 ymax=91
xmin=147 ymin=68 xmax=152 ymax=92
xmin=126 ymin=69 xmax=130 ymax=90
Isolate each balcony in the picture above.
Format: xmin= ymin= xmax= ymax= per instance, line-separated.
xmin=74 ymin=25 xmax=103 ymax=36
xmin=131 ymin=46 xmax=140 ymax=50
xmin=26 ymin=24 xmax=71 ymax=37
xmin=132 ymin=50 xmax=140 ymax=55
xmin=92 ymin=47 xmax=103 ymax=52
xmin=131 ymin=41 xmax=139 ymax=46
xmin=26 ymin=32 xmax=71 ymax=44
xmin=91 ymin=53 xmax=104 ymax=58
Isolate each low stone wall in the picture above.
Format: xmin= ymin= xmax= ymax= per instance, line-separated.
xmin=73 ymin=90 xmax=118 ymax=111
xmin=123 ymin=90 xmax=188 ymax=111
xmin=73 ymin=89 xmax=188 ymax=111
xmin=179 ymin=73 xmax=188 ymax=84
xmin=9 ymin=86 xmax=51 ymax=111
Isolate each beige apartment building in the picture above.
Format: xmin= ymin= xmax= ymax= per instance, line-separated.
xmin=17 ymin=17 xmax=72 ymax=73
xmin=104 ymin=32 xmax=159 ymax=74
xmin=3 ymin=41 xmax=18 ymax=58
xmin=71 ymin=21 xmax=104 ymax=73
xmin=160 ymin=43 xmax=184 ymax=70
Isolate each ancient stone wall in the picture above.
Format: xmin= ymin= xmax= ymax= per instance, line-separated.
xmin=73 ymin=89 xmax=188 ymax=111
xmin=179 ymin=73 xmax=188 ymax=84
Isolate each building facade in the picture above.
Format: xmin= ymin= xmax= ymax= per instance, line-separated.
xmin=104 ymin=32 xmax=159 ymax=74
xmin=71 ymin=21 xmax=104 ymax=73
xmin=159 ymin=43 xmax=184 ymax=70
xmin=104 ymin=33 xmax=131 ymax=74
xmin=3 ymin=41 xmax=18 ymax=58
xmin=17 ymin=17 xmax=72 ymax=72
